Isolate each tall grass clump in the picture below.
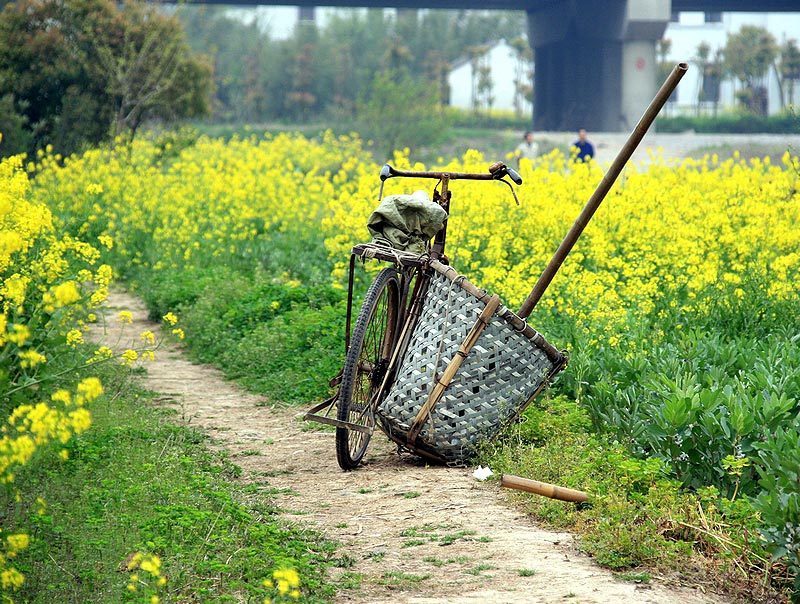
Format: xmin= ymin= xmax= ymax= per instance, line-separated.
xmin=29 ymin=132 xmax=800 ymax=599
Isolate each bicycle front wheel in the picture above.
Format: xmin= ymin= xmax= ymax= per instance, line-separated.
xmin=336 ymin=267 xmax=401 ymax=470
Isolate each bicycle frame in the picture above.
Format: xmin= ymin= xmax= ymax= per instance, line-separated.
xmin=305 ymin=161 xmax=523 ymax=468
xmin=343 ymin=162 xmax=520 ymax=351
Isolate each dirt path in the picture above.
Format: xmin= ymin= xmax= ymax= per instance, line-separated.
xmin=101 ymin=290 xmax=729 ymax=604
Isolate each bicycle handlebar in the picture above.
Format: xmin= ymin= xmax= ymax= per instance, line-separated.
xmin=380 ymin=161 xmax=522 ymax=185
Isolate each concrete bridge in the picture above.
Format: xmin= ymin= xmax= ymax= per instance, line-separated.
xmin=179 ymin=0 xmax=800 ymax=131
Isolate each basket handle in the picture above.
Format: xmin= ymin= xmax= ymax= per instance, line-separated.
xmin=407 ymin=294 xmax=501 ymax=444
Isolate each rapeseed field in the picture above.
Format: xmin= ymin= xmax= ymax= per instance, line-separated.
xmin=5 ymin=130 xmax=800 ymax=600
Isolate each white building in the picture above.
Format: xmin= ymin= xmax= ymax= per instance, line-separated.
xmin=663 ymin=11 xmax=800 ymax=115
xmin=447 ymin=39 xmax=532 ymax=114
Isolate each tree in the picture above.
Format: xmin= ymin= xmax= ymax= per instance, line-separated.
xmin=466 ymin=45 xmax=489 ymax=113
xmin=175 ymin=7 xmax=526 ymax=124
xmin=722 ymin=25 xmax=778 ymax=116
xmin=282 ymin=21 xmax=322 ymax=122
xmin=476 ymin=61 xmax=494 ymax=114
xmin=0 ymin=95 xmax=32 ymax=155
xmin=356 ymin=69 xmax=449 ymax=159
xmin=98 ymin=2 xmax=212 ymax=141
xmin=776 ymin=38 xmax=800 ymax=109
xmin=178 ymin=7 xmax=275 ymax=122
xmin=509 ymin=36 xmax=533 ymax=118
xmin=695 ymin=41 xmax=723 ymax=116
xmin=0 ymin=0 xmax=121 ymax=155
xmin=0 ymin=0 xmax=212 ymax=157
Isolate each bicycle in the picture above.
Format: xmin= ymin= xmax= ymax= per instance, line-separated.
xmin=305 ymin=161 xmax=567 ymax=470
xmin=305 ymin=63 xmax=688 ymax=473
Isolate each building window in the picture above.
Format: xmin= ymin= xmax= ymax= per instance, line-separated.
xmin=670 ymin=11 xmax=681 ymax=23
xmin=704 ymin=12 xmax=722 ymax=23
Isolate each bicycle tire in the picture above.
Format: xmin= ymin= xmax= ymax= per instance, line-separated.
xmin=336 ymin=267 xmax=401 ymax=470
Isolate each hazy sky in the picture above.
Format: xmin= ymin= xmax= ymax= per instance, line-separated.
xmin=225 ymin=6 xmax=367 ymax=39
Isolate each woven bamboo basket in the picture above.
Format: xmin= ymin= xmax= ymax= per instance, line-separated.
xmin=375 ymin=260 xmax=567 ymax=465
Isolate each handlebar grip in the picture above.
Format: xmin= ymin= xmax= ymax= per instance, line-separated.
xmin=506 ymin=167 xmax=523 ymax=186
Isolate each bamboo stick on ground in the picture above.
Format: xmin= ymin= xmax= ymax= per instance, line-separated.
xmin=500 ymin=474 xmax=589 ymax=503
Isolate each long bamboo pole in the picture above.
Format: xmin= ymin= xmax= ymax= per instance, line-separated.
xmin=518 ymin=62 xmax=689 ymax=319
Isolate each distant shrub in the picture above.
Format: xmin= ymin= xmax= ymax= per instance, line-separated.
xmin=445 ymin=107 xmax=530 ymax=130
xmin=656 ymin=110 xmax=800 ymax=134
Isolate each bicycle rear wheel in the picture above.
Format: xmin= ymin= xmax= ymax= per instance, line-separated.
xmin=336 ymin=267 xmax=401 ymax=470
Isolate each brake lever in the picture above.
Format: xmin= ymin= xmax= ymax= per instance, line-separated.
xmin=499 ymin=178 xmax=520 ymax=205
xmin=488 ymin=162 xmax=521 ymax=205
xmin=378 ymin=164 xmax=393 ymax=200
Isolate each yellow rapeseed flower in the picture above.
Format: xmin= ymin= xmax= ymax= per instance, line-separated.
xmin=139 ymin=555 xmax=161 ymax=575
xmin=7 ymin=324 xmax=30 ymax=346
xmin=19 ymin=350 xmax=47 ymax=368
xmin=87 ymin=346 xmax=113 ymax=365
xmin=53 ymin=281 xmax=81 ymax=307
xmin=1 ymin=567 xmax=24 ymax=589
xmin=66 ymin=329 xmax=84 ymax=347
xmin=6 ymin=534 xmax=29 ymax=552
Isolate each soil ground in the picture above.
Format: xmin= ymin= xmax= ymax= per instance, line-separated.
xmin=100 ymin=291 xmax=732 ymax=604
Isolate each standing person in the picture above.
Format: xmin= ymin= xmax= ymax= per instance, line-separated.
xmin=572 ymin=128 xmax=595 ymax=162
xmin=515 ymin=131 xmax=539 ymax=165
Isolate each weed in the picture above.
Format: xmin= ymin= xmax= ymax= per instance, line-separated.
xmin=336 ymin=572 xmax=363 ymax=590
xmin=616 ymin=571 xmax=651 ymax=583
xmin=332 ymin=553 xmax=358 ymax=569
xmin=376 ymin=571 xmax=432 ymax=590
xmin=439 ymin=530 xmax=478 ymax=546
xmin=464 ymin=563 xmax=495 ymax=575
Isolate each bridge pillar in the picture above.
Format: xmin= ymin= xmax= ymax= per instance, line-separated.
xmin=527 ymin=0 xmax=670 ymax=132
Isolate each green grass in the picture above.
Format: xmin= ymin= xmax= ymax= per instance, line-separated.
xmin=7 ymin=361 xmax=338 ymax=603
